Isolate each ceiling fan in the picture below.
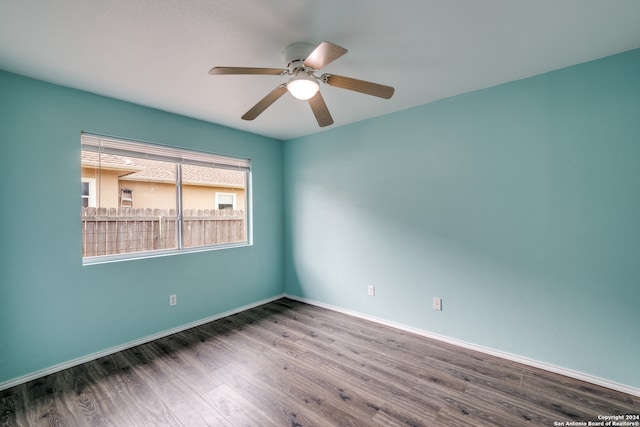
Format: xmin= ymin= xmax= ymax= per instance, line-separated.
xmin=209 ymin=41 xmax=394 ymax=127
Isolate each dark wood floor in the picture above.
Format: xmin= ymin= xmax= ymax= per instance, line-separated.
xmin=1 ymin=298 xmax=637 ymax=426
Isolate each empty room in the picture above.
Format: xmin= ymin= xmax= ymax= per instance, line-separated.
xmin=1 ymin=1 xmax=639 ymax=426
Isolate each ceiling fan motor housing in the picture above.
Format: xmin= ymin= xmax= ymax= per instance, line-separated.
xmin=283 ymin=42 xmax=317 ymax=71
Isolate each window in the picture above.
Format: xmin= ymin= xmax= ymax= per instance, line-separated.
xmin=81 ymin=178 xmax=96 ymax=207
xmin=215 ymin=192 xmax=236 ymax=210
xmin=81 ymin=133 xmax=251 ymax=264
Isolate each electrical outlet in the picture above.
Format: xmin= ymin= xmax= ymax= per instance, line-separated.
xmin=368 ymin=285 xmax=375 ymax=296
xmin=433 ymin=297 xmax=442 ymax=311
xmin=169 ymin=294 xmax=177 ymax=306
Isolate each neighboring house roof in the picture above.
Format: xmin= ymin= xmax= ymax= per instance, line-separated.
xmin=81 ymin=151 xmax=245 ymax=188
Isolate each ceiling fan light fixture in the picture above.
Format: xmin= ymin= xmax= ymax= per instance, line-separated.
xmin=209 ymin=41 xmax=393 ymax=127
xmin=287 ymin=73 xmax=319 ymax=100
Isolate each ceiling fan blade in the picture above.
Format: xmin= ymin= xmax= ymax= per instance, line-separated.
xmin=209 ymin=67 xmax=286 ymax=76
xmin=308 ymin=91 xmax=334 ymax=127
xmin=241 ymin=85 xmax=288 ymax=121
xmin=303 ymin=41 xmax=348 ymax=70
xmin=323 ymin=74 xmax=394 ymax=99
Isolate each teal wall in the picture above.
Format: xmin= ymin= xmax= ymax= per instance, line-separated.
xmin=2 ymin=48 xmax=639 ymax=391
xmin=284 ymin=49 xmax=640 ymax=388
xmin=0 ymin=71 xmax=284 ymax=384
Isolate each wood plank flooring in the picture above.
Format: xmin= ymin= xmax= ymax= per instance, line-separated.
xmin=1 ymin=298 xmax=638 ymax=426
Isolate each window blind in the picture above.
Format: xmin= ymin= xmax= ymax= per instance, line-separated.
xmin=81 ymin=132 xmax=251 ymax=171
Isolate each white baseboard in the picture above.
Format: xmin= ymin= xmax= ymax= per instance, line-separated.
xmin=285 ymin=294 xmax=640 ymax=398
xmin=4 ymin=293 xmax=638 ymax=398
xmin=0 ymin=294 xmax=286 ymax=392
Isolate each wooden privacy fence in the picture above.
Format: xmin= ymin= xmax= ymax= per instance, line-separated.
xmin=82 ymin=207 xmax=246 ymax=257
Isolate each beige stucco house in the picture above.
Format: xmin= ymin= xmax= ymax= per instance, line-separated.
xmin=81 ymin=151 xmax=246 ymax=211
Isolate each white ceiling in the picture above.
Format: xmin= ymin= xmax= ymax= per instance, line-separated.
xmin=1 ymin=1 xmax=640 ymax=141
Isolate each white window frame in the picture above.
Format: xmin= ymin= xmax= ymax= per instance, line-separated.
xmin=215 ymin=192 xmax=236 ymax=210
xmin=81 ymin=177 xmax=96 ymax=207
xmin=81 ymin=132 xmax=252 ymax=265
